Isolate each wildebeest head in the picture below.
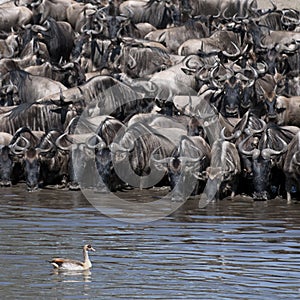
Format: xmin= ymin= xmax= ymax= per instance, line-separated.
xmin=205 ymin=140 xmax=241 ymax=201
xmin=93 ymin=10 xmax=129 ymax=41
xmin=210 ymin=66 xmax=243 ymax=118
xmin=186 ymin=116 xmax=205 ymax=138
xmin=152 ymin=135 xmax=210 ymax=198
xmin=31 ymin=17 xmax=74 ymax=64
xmin=0 ymin=145 xmax=14 ymax=186
xmin=238 ymin=129 xmax=288 ymax=200
xmin=10 ymin=133 xmax=54 ymax=191
xmin=56 ymin=131 xmax=108 ymax=190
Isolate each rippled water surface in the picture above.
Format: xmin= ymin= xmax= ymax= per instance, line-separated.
xmin=1 ymin=185 xmax=300 ymax=299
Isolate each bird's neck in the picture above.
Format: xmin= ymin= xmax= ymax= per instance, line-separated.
xmin=83 ymin=249 xmax=92 ymax=268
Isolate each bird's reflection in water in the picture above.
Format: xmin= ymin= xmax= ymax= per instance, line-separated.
xmin=51 ymin=269 xmax=92 ymax=282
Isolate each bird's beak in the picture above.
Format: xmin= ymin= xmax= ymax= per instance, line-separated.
xmin=91 ymin=247 xmax=96 ymax=252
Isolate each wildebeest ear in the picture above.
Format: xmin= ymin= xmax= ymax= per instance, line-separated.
xmin=181 ymin=68 xmax=194 ymax=75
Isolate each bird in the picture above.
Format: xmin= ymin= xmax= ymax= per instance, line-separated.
xmin=49 ymin=244 xmax=96 ymax=271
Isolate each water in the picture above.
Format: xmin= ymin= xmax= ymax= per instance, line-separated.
xmin=1 ymin=185 xmax=300 ymax=299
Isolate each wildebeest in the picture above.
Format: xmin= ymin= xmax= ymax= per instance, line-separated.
xmin=98 ymin=122 xmax=184 ymax=191
xmin=17 ymin=0 xmax=76 ymax=24
xmin=31 ymin=17 xmax=75 ymax=64
xmin=207 ymin=63 xmax=257 ymax=118
xmin=179 ymin=0 xmax=258 ymax=18
xmin=148 ymin=54 xmax=206 ymax=100
xmin=55 ymin=131 xmax=99 ymax=190
xmin=246 ymin=18 xmax=300 ymax=52
xmin=0 ymin=3 xmax=32 ymax=31
xmin=283 ymin=131 xmax=300 ymax=203
xmin=145 ymin=17 xmax=210 ymax=53
xmin=268 ymin=95 xmax=300 ymax=127
xmin=204 ymin=139 xmax=241 ymax=201
xmin=238 ymin=123 xmax=297 ymax=200
xmin=152 ymin=135 xmax=211 ymax=199
xmin=2 ymin=70 xmax=68 ymax=104
xmin=0 ymin=31 xmax=19 ymax=59
xmin=24 ymin=61 xmax=86 ymax=88
xmin=10 ymin=127 xmax=68 ymax=190
xmin=0 ymin=99 xmax=77 ymax=134
xmin=66 ymin=2 xmax=97 ymax=33
xmin=0 ymin=132 xmax=14 ymax=186
xmin=37 ymin=75 xmax=154 ymax=121
xmin=55 ymin=115 xmax=126 ymax=190
xmin=178 ymin=30 xmax=244 ymax=56
xmin=114 ymin=42 xmax=172 ymax=78
xmin=119 ymin=0 xmax=179 ymax=29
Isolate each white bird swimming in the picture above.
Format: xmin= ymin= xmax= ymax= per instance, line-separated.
xmin=49 ymin=244 xmax=96 ymax=271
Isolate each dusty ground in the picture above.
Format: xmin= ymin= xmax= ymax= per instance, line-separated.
xmin=257 ymin=0 xmax=299 ymax=10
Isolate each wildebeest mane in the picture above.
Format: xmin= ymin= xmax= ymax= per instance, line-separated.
xmin=9 ymin=70 xmax=33 ymax=89
xmin=97 ymin=117 xmax=125 ymax=145
xmin=184 ymin=18 xmax=210 ymax=35
xmin=2 ymin=101 xmax=72 ymax=134
xmin=143 ymin=0 xmax=173 ymax=29
xmin=259 ymin=123 xmax=295 ymax=151
xmin=7 ymin=102 xmax=35 ymax=120
xmin=121 ymin=44 xmax=171 ymax=77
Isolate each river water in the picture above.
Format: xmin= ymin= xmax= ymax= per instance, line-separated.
xmin=1 ymin=185 xmax=300 ymax=299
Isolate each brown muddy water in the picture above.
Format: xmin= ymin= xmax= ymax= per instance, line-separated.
xmin=1 ymin=184 xmax=300 ymax=299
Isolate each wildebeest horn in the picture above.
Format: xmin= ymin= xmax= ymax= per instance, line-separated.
xmin=10 ymin=136 xmax=31 ymax=155
xmin=4 ymin=46 xmax=14 ymax=59
xmin=251 ymin=0 xmax=277 ymax=15
xmin=109 ymin=139 xmax=135 ymax=153
xmin=36 ymin=139 xmax=54 ymax=155
xmin=61 ymin=62 xmax=75 ymax=69
xmin=243 ymin=64 xmax=258 ymax=88
xmin=232 ymin=11 xmax=249 ymax=23
xmin=256 ymin=61 xmax=269 ymax=75
xmin=238 ymin=134 xmax=261 ymax=158
xmin=184 ymin=55 xmax=200 ymax=71
xmin=292 ymin=151 xmax=300 ymax=166
xmin=96 ymin=10 xmax=107 ymax=21
xmin=222 ymin=42 xmax=241 ymax=58
xmin=222 ymin=7 xmax=231 ymax=20
xmin=193 ymin=170 xmax=207 ymax=180
xmin=211 ymin=9 xmax=221 ymax=19
xmin=261 ymin=136 xmax=288 ymax=159
xmin=2 ymin=83 xmax=18 ymax=94
xmin=210 ymin=65 xmax=225 ymax=89
xmin=85 ymin=134 xmax=106 ymax=150
xmin=127 ymin=53 xmax=137 ymax=69
xmin=197 ymin=66 xmax=211 ymax=82
xmin=277 ymin=41 xmax=300 ymax=53
xmin=30 ymin=0 xmax=42 ymax=8
xmin=244 ymin=119 xmax=266 ymax=135
xmin=55 ymin=133 xmax=72 ymax=151
xmin=221 ymin=128 xmax=242 ymax=141
xmin=31 ymin=21 xmax=50 ymax=32
xmin=281 ymin=9 xmax=300 ymax=26
xmin=150 ymin=153 xmax=171 ymax=167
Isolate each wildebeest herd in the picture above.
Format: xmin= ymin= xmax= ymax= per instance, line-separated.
xmin=0 ymin=0 xmax=300 ymax=203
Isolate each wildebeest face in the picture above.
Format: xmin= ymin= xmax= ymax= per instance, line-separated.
xmin=0 ymin=146 xmax=13 ymax=186
xmin=222 ymin=78 xmax=242 ymax=118
xmin=252 ymin=156 xmax=271 ymax=200
xmin=264 ymin=97 xmax=277 ymax=122
xmin=95 ymin=147 xmax=122 ymax=192
xmin=24 ymin=149 xmax=41 ymax=191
